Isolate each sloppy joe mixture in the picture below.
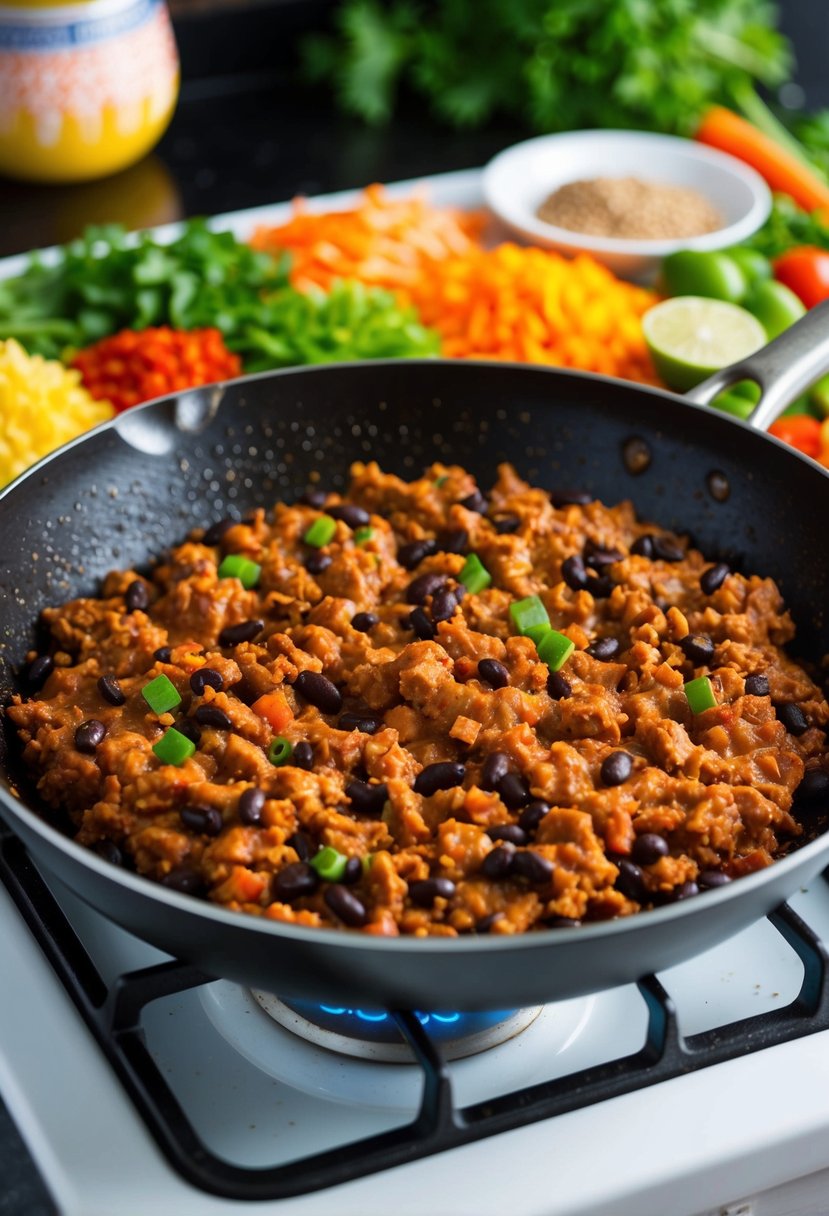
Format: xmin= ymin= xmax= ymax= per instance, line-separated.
xmin=7 ymin=463 xmax=829 ymax=936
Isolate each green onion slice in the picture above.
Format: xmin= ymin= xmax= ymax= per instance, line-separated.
xmin=268 ymin=736 xmax=293 ymax=765
xmin=354 ymin=526 xmax=374 ymax=546
xmin=142 ymin=673 xmax=182 ymax=715
xmin=303 ymin=515 xmax=337 ymax=548
xmin=537 ymin=629 xmax=575 ymax=672
xmin=152 ymin=727 xmax=195 ymax=766
xmin=309 ymin=845 xmax=348 ymax=882
xmin=685 ymin=675 xmax=717 ymax=714
xmin=218 ymin=554 xmax=261 ymax=589
xmin=459 ymin=553 xmax=492 ymax=594
xmin=510 ymin=595 xmax=550 ymax=636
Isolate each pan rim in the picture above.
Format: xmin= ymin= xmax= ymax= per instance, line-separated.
xmin=3 ymin=787 xmax=828 ymax=955
xmin=1 ymin=356 xmax=827 ymax=512
xmin=2 ymin=357 xmax=828 ymax=957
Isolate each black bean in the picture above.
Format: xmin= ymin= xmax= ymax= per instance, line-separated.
xmin=481 ymin=845 xmax=515 ymax=880
xmin=545 ymin=915 xmax=581 ymax=928
xmin=397 ymin=538 xmax=437 ymax=569
xmin=218 ymin=619 xmax=264 ymax=647
xmin=498 ymin=771 xmax=532 ymax=809
xmin=615 ymin=859 xmax=646 ymax=902
xmin=125 ymin=579 xmax=149 ymax=612
xmin=600 ymin=750 xmax=633 ymax=787
xmin=585 ymin=572 xmax=614 ymax=598
xmin=342 ymin=857 xmax=363 ymax=885
xmin=339 ymin=711 xmax=381 ymax=734
xmin=631 ymin=833 xmax=669 ymax=866
xmin=652 ymin=536 xmax=684 ymax=562
xmin=328 ymin=503 xmax=370 ymax=529
xmin=488 ymin=824 xmax=528 ymax=846
xmin=94 ymin=840 xmax=123 ymax=867
xmin=305 ymin=552 xmax=332 ymax=575
xmin=324 ymin=884 xmax=367 ymax=926
xmin=299 ymin=487 xmax=327 ymax=508
xmin=97 ymin=674 xmax=125 ymax=706
xmin=459 ymin=490 xmax=487 ymax=514
xmin=478 ymin=658 xmax=509 ymax=689
xmin=294 ymin=670 xmax=343 ymax=714
xmin=481 ymin=751 xmax=511 ymax=791
xmin=511 ymin=850 xmax=553 ymax=884
xmin=154 ymin=646 xmax=172 ymax=663
xmin=700 ymin=563 xmax=730 ymax=595
xmin=551 ymin=488 xmax=592 ymax=507
xmin=292 ymin=741 xmax=314 ymax=771
xmin=286 ymin=832 xmax=312 ymax=861
xmin=238 ymin=787 xmax=265 ymax=826
xmin=437 ymin=528 xmax=469 ymax=555
xmin=181 ymin=805 xmax=223 ymax=836
xmin=414 ymin=761 xmax=466 ymax=796
xmin=175 ymin=718 xmax=202 ymax=745
xmin=352 ymin=611 xmax=379 ymax=633
xmin=25 ymin=654 xmax=54 ymax=690
xmin=188 ymin=668 xmax=222 ymax=696
xmin=562 ymin=554 xmax=589 ymax=591
xmin=408 ymin=607 xmax=436 ymax=640
xmin=698 ymin=870 xmax=732 ymax=890
xmin=272 ymin=862 xmax=319 ymax=903
xmin=680 ymin=634 xmax=715 ymax=666
xmin=583 ymin=540 xmax=624 ymax=568
xmin=407 ymin=571 xmax=446 ymax=605
xmin=587 ymin=637 xmax=621 ymax=661
xmin=744 ymin=673 xmax=769 ymax=697
xmin=519 ymin=801 xmax=550 ymax=834
xmin=203 ymin=518 xmax=236 ymax=546
xmin=475 ymin=911 xmax=505 ymax=933
xmin=194 ymin=705 xmax=232 ymax=731
xmin=75 ymin=719 xmax=106 ymax=753
xmin=409 ymin=877 xmax=456 ymax=906
xmin=795 ymin=769 xmax=829 ymax=804
xmin=431 ymin=588 xmax=458 ymax=622
xmin=346 ymin=779 xmax=389 ymax=815
xmin=492 ymin=514 xmax=521 ymax=535
xmin=161 ymin=866 xmax=203 ymax=896
xmin=631 ymin=534 xmax=655 ymax=558
xmin=776 ymin=702 xmax=809 ymax=736
xmin=547 ymin=671 xmax=572 ymax=700
xmin=453 ymin=582 xmax=466 ymax=602
xmin=669 ymin=880 xmax=699 ymax=902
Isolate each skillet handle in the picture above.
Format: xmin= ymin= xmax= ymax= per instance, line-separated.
xmin=684 ymin=297 xmax=829 ymax=431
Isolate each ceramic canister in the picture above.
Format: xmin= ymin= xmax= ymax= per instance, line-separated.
xmin=0 ymin=0 xmax=179 ymax=182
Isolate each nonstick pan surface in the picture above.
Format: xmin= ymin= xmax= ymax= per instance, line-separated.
xmin=2 ymin=350 xmax=829 ymax=1012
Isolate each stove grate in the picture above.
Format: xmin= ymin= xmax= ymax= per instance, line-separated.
xmin=2 ymin=827 xmax=829 ymax=1202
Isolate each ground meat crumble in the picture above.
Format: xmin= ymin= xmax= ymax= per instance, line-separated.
xmin=7 ymin=461 xmax=829 ymax=937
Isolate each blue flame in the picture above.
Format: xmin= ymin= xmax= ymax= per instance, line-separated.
xmin=287 ymin=1000 xmax=514 ymax=1044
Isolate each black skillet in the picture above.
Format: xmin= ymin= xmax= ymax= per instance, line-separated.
xmin=2 ymin=303 xmax=829 ymax=1013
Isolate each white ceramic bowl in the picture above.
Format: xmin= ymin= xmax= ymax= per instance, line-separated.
xmin=482 ymin=130 xmax=772 ymax=281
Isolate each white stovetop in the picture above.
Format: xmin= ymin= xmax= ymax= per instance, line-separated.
xmin=3 ymin=860 xmax=829 ymax=1216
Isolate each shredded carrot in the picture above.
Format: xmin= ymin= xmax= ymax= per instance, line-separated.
xmin=251 ymin=183 xmax=484 ymax=293
xmin=400 ymin=243 xmax=659 ymax=384
xmin=696 ymin=106 xmax=829 ymax=214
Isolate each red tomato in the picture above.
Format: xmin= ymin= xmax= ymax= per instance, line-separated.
xmin=773 ymin=247 xmax=829 ymax=308
xmin=768 ymin=414 xmax=822 ymax=458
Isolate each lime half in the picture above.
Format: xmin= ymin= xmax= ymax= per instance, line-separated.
xmin=643 ymin=296 xmax=767 ymax=392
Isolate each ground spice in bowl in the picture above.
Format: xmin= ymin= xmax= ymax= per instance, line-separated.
xmin=536 ymin=177 xmax=723 ymax=241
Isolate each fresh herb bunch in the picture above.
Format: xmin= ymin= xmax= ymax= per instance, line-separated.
xmin=741 ymin=193 xmax=829 ymax=259
xmin=303 ymin=0 xmax=791 ymax=133
xmin=0 ymin=220 xmax=291 ymax=360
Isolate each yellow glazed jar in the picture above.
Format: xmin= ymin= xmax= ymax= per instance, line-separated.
xmin=0 ymin=0 xmax=179 ymax=183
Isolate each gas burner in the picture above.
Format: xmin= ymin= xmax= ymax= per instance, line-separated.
xmin=199 ymin=981 xmax=598 ymax=1111
xmin=251 ymin=993 xmax=543 ymax=1062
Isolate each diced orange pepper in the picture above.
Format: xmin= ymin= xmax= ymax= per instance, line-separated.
xmin=251 ymin=691 xmax=293 ymax=733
